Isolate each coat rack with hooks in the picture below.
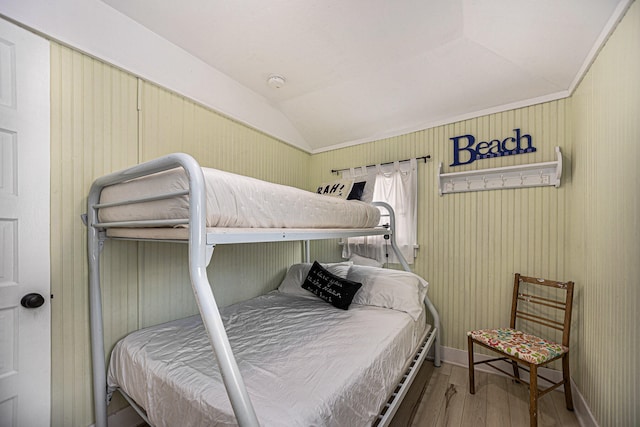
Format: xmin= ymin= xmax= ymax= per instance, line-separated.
xmin=438 ymin=147 xmax=562 ymax=195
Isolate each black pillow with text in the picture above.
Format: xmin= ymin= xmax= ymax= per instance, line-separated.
xmin=302 ymin=261 xmax=362 ymax=310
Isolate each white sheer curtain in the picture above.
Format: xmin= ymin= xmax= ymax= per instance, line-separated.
xmin=341 ymin=158 xmax=418 ymax=264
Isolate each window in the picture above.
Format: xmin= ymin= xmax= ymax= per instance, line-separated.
xmin=342 ymin=159 xmax=418 ymax=264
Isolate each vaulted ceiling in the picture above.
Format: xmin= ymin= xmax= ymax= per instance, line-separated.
xmin=98 ymin=0 xmax=627 ymax=151
xmin=0 ymin=0 xmax=626 ymax=152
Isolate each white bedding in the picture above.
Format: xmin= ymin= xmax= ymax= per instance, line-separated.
xmin=99 ymin=167 xmax=381 ymax=228
xmin=107 ymin=292 xmax=428 ymax=427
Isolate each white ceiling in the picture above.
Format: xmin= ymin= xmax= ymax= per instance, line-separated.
xmin=101 ymin=0 xmax=625 ymax=152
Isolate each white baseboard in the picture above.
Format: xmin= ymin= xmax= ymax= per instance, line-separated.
xmin=440 ymin=345 xmax=598 ymax=427
xmin=571 ymin=382 xmax=599 ymax=427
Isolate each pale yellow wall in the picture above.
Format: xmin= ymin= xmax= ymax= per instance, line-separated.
xmin=567 ymin=2 xmax=639 ymax=426
xmin=50 ymin=44 xmax=310 ymax=426
xmin=50 ymin=45 xmax=140 ymax=425
xmin=310 ymin=103 xmax=571 ymax=347
xmin=136 ymin=82 xmax=311 ymax=324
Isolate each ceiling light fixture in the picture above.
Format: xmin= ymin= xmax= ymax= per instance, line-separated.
xmin=267 ymin=74 xmax=286 ymax=89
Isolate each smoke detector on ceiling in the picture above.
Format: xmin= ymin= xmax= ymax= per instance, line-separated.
xmin=267 ymin=74 xmax=286 ymax=89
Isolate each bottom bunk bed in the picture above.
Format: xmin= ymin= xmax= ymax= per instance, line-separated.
xmin=107 ymin=263 xmax=437 ymax=427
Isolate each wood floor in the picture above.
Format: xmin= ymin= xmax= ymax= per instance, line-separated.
xmin=135 ymin=362 xmax=579 ymax=427
xmin=409 ymin=363 xmax=580 ymax=427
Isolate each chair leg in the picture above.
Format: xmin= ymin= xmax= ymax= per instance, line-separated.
xmin=529 ymin=364 xmax=538 ymax=427
xmin=467 ymin=335 xmax=476 ymax=394
xmin=562 ymin=354 xmax=574 ymax=411
xmin=511 ymin=360 xmax=520 ymax=380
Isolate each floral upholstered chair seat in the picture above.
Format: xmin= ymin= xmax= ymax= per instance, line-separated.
xmin=467 ymin=327 xmax=568 ymax=365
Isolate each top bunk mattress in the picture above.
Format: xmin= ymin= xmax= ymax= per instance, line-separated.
xmin=98 ymin=167 xmax=381 ymax=229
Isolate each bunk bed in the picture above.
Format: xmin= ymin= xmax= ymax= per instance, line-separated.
xmin=86 ymin=153 xmax=441 ymax=427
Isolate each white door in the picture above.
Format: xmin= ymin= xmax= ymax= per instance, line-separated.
xmin=0 ymin=18 xmax=51 ymax=427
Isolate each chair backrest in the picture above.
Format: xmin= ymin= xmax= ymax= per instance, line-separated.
xmin=510 ymin=273 xmax=574 ymax=347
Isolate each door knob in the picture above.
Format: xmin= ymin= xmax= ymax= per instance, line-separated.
xmin=21 ymin=293 xmax=45 ymax=309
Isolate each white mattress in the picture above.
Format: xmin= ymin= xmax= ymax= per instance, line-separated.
xmin=99 ymin=167 xmax=381 ymax=228
xmin=107 ymin=292 xmax=428 ymax=427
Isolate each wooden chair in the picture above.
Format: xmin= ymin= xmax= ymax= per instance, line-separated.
xmin=467 ymin=273 xmax=574 ymax=427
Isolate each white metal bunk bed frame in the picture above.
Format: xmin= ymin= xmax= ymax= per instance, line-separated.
xmin=86 ymin=153 xmax=441 ymax=427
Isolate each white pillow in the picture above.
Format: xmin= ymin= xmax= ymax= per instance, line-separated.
xmin=278 ymin=262 xmax=353 ymax=297
xmin=347 ymin=265 xmax=428 ymax=321
xmin=349 ymin=253 xmax=383 ymax=268
xmin=316 ymin=179 xmax=354 ymax=199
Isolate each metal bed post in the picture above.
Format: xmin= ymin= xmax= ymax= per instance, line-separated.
xmin=87 ymin=184 xmax=107 ymax=427
xmin=372 ymin=202 xmax=441 ymax=367
xmin=180 ymin=154 xmax=260 ymax=427
xmin=86 ymin=153 xmax=259 ymax=427
xmin=304 ymin=240 xmax=311 ymax=263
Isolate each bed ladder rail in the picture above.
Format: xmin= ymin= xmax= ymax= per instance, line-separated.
xmin=376 ymin=326 xmax=437 ymax=426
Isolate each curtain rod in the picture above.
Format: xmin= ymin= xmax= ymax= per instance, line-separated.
xmin=331 ymin=155 xmax=430 ymax=174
